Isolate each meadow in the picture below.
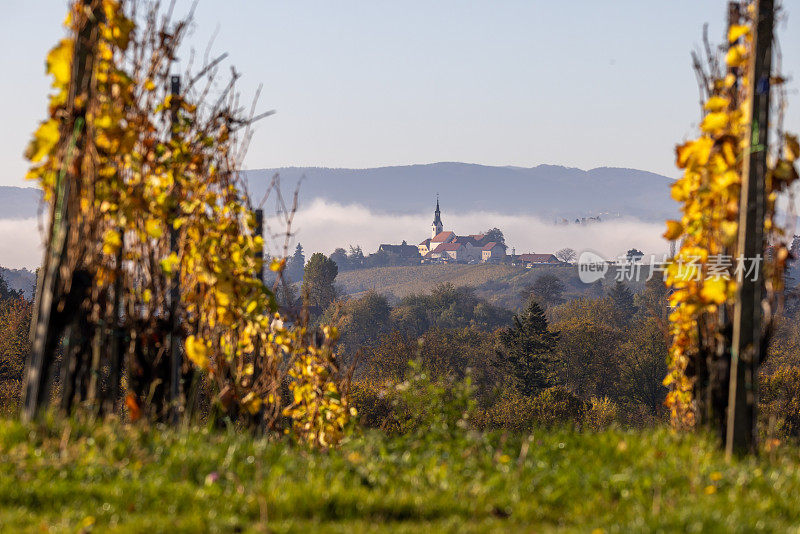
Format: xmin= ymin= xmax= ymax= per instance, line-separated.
xmin=2 ymin=415 xmax=800 ymax=533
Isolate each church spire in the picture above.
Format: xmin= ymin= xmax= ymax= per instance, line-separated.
xmin=431 ymin=195 xmax=444 ymax=238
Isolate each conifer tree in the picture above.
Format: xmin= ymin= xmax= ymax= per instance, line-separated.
xmin=498 ymin=298 xmax=559 ymax=396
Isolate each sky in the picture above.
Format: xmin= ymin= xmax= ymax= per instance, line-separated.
xmin=2 ymin=0 xmax=800 ymax=189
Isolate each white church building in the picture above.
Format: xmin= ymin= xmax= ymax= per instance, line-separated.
xmin=417 ymin=199 xmax=506 ymax=263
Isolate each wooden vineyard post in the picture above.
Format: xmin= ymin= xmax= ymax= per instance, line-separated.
xmin=726 ymin=0 xmax=775 ymax=456
xmin=168 ymin=74 xmax=183 ymax=423
xmin=22 ymin=0 xmax=100 ymax=421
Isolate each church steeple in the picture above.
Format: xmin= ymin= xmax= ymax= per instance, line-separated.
xmin=431 ymin=195 xmax=444 ymax=238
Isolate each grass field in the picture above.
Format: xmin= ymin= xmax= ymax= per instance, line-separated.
xmin=2 ymin=418 xmax=800 ymax=532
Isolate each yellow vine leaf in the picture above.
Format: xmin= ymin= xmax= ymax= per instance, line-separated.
xmin=102 ymin=229 xmax=122 ymax=255
xmin=664 ymin=220 xmax=683 ymax=241
xmin=725 ymin=44 xmax=747 ymax=68
xmin=269 ymin=258 xmax=286 ymax=272
xmin=700 ymin=112 xmax=729 ymax=134
xmin=785 ymin=134 xmax=799 ymax=162
xmin=700 ymin=278 xmax=730 ymax=305
xmin=145 ymin=218 xmax=163 ymax=239
xmin=185 ymin=335 xmax=209 ymax=370
xmin=728 ymin=24 xmax=750 ymax=43
xmin=160 ymin=252 xmax=179 ymax=275
xmin=704 ymin=96 xmax=729 ymax=113
xmin=25 ymin=119 xmax=60 ymax=163
xmin=46 ymin=39 xmax=73 ymax=88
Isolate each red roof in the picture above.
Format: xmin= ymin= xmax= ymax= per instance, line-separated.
xmin=432 ymin=242 xmax=464 ymax=252
xmin=518 ymin=253 xmax=559 ymax=263
xmin=482 ymin=242 xmax=502 ymax=251
xmin=418 ymin=238 xmax=431 ymax=246
xmin=431 ymin=231 xmax=455 ymax=243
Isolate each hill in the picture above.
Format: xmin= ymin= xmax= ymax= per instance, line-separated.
xmin=335 ymin=263 xmax=646 ymax=309
xmin=245 ymin=162 xmax=676 ymax=222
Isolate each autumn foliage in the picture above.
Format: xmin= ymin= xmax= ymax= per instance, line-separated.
xmin=24 ymin=0 xmax=352 ymax=445
xmin=664 ymin=9 xmax=799 ymax=429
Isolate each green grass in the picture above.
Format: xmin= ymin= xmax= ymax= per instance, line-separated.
xmin=1 ymin=418 xmax=800 ymax=532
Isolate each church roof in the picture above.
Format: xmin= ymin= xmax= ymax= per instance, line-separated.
xmin=431 ymin=231 xmax=455 ymax=243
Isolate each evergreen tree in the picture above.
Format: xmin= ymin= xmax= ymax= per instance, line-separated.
xmin=302 ymin=253 xmax=338 ymax=309
xmin=498 ymin=298 xmax=559 ymax=396
xmin=287 ymin=243 xmax=305 ymax=282
xmin=607 ymin=280 xmax=636 ymax=323
xmin=329 ymin=247 xmax=349 ymax=271
xmin=348 ymin=245 xmax=365 ymax=268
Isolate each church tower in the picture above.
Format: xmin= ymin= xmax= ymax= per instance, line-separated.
xmin=431 ymin=196 xmax=444 ymax=238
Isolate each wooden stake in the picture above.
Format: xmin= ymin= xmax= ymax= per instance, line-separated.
xmin=22 ymin=0 xmax=100 ymax=421
xmin=168 ymin=74 xmax=182 ymax=423
xmin=727 ymin=0 xmax=775 ymax=456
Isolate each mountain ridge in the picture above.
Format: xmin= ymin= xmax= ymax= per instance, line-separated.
xmin=243 ymin=162 xmax=677 ymax=221
xmin=1 ymin=162 xmax=678 ymax=222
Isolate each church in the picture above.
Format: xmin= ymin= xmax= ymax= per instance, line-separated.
xmin=417 ymin=199 xmax=506 ymax=263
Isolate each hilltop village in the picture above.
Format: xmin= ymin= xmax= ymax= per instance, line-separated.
xmin=380 ymin=199 xmax=562 ymax=267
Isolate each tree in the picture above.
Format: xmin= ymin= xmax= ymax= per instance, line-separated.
xmin=329 ymin=247 xmax=349 ymax=271
xmin=0 ymin=274 xmax=21 ymax=302
xmin=348 ymin=245 xmax=365 ymax=268
xmin=617 ymin=316 xmax=668 ymax=417
xmin=302 ymin=253 xmax=338 ymax=309
xmin=287 ymin=243 xmax=305 ymax=282
xmin=550 ymin=297 xmax=625 ymax=400
xmin=325 ymin=290 xmax=392 ymax=359
xmin=607 ymin=281 xmax=636 ymax=323
xmin=555 ymin=247 xmax=577 ymax=264
xmin=484 ymin=227 xmax=505 ymax=245
xmin=525 ymin=273 xmax=565 ymax=307
xmin=497 ymin=298 xmax=559 ymax=396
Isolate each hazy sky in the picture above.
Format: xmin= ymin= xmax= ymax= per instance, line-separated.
xmin=2 ymin=0 xmax=800 ymax=188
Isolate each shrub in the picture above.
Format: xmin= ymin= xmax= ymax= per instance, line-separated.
xmin=585 ymin=396 xmax=620 ymax=431
xmin=476 ymin=386 xmax=588 ymax=432
xmin=760 ymin=365 xmax=800 ymax=438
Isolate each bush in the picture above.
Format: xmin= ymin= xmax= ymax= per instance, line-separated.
xmin=350 ymin=360 xmax=476 ymax=440
xmin=528 ymin=386 xmax=588 ymax=428
xmin=348 ymin=379 xmax=401 ymax=433
xmin=585 ymin=396 xmax=620 ymax=431
xmin=760 ymin=365 xmax=800 ymax=438
xmin=476 ymin=386 xmax=588 ymax=432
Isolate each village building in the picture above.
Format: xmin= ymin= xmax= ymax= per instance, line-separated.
xmin=481 ymin=242 xmax=505 ymax=262
xmin=377 ymin=242 xmax=420 ymax=260
xmin=515 ymin=253 xmax=562 ymax=268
